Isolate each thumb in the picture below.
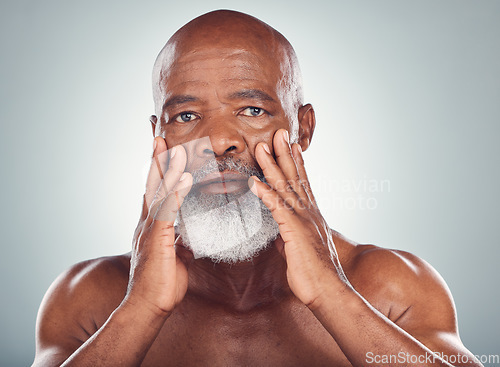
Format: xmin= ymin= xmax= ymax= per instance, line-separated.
xmin=275 ymin=235 xmax=287 ymax=260
xmin=175 ymin=236 xmax=194 ymax=269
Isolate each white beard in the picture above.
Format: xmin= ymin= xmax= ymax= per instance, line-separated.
xmin=175 ymin=158 xmax=280 ymax=264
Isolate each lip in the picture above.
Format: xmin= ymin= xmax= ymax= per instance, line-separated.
xmin=196 ymin=171 xmax=250 ymax=194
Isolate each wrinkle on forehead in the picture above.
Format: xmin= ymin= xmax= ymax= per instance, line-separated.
xmin=173 ymin=48 xmax=264 ymax=74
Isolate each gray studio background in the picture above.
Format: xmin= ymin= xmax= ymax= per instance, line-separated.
xmin=1 ymin=0 xmax=499 ymax=365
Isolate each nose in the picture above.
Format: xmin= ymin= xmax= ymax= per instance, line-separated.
xmin=194 ymin=116 xmax=246 ymax=158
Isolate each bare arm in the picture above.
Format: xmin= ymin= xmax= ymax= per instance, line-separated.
xmin=309 ymin=248 xmax=482 ymax=367
xmin=32 ymin=259 xmax=169 ymax=367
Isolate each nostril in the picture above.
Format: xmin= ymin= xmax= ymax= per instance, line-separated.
xmin=203 ymin=145 xmax=237 ymax=157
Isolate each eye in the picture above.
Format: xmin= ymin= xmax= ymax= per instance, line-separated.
xmin=175 ymin=112 xmax=197 ymax=123
xmin=241 ymin=107 xmax=265 ymax=117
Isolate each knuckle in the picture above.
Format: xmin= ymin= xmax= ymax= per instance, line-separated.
xmin=285 ymin=180 xmax=295 ymax=192
xmin=295 ymin=197 xmax=308 ymax=210
xmin=283 ymin=197 xmax=295 ymax=210
xmin=157 ymin=223 xmax=175 ymax=232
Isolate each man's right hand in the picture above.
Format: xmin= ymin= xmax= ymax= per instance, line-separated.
xmin=124 ymin=137 xmax=193 ymax=317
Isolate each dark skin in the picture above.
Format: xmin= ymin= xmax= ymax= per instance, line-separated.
xmin=33 ymin=10 xmax=482 ymax=367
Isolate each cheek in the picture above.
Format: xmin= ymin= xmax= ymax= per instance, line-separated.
xmin=160 ymin=133 xmax=199 ymax=172
xmin=162 ymin=123 xmax=202 ymax=151
xmin=163 ymin=118 xmax=287 ymax=171
xmin=245 ymin=126 xmax=283 ymax=157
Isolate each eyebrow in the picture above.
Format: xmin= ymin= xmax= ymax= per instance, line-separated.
xmin=162 ymin=89 xmax=276 ymax=112
xmin=162 ymin=94 xmax=200 ymax=111
xmin=228 ymin=89 xmax=276 ymax=103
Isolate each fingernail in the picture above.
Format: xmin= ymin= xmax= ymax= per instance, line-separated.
xmin=283 ymin=130 xmax=289 ymax=144
xmin=248 ymin=176 xmax=260 ymax=194
xmin=296 ymin=143 xmax=302 ymax=153
xmin=153 ymin=139 xmax=157 ymax=151
xmin=179 ymin=172 xmax=188 ymax=181
xmin=262 ymin=143 xmax=271 ymax=155
xmin=170 ymin=146 xmax=177 ymax=159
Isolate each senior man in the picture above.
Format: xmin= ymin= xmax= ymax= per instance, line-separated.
xmin=33 ymin=10 xmax=482 ymax=367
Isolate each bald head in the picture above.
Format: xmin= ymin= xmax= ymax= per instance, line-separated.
xmin=152 ymin=10 xmax=304 ymax=141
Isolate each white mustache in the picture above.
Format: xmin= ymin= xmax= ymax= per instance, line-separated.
xmin=191 ymin=157 xmax=264 ymax=185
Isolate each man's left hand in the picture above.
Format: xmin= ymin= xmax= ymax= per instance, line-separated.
xmin=249 ymin=128 xmax=349 ymax=310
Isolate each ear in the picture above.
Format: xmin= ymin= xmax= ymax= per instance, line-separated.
xmin=297 ymin=104 xmax=316 ymax=152
xmin=150 ymin=115 xmax=157 ymax=137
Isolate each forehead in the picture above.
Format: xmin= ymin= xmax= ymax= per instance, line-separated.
xmin=161 ymin=44 xmax=284 ymax=98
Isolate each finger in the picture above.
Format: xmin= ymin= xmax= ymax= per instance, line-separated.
xmin=291 ymin=142 xmax=318 ymax=208
xmin=151 ymin=144 xmax=188 ymax=206
xmin=146 ymin=145 xmax=192 ymax=226
xmin=147 ymin=144 xmax=187 ymax=222
xmin=145 ymin=137 xmax=169 ymax=209
xmin=175 ymin=236 xmax=194 ymax=269
xmin=133 ymin=196 xmax=149 ymax=245
xmin=137 ymin=137 xmax=167 ymax=235
xmin=248 ymin=175 xmax=298 ymax=225
xmin=136 ymin=173 xmax=192 ymax=271
xmin=255 ymin=142 xmax=305 ymax=212
xmin=274 ymin=235 xmax=286 ymax=259
xmin=147 ymin=219 xmax=177 ymax=262
xmin=153 ymin=172 xmax=193 ymax=223
xmin=273 ymin=129 xmax=309 ymax=201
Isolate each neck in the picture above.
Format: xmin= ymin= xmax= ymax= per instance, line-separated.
xmin=185 ymin=239 xmax=292 ymax=313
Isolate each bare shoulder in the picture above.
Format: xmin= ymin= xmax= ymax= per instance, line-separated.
xmin=331 ymin=234 xmax=479 ymax=362
xmin=347 ymin=243 xmax=451 ymax=298
xmin=41 ymin=254 xmax=131 ymax=311
xmin=343 ymin=242 xmax=459 ymax=338
xmin=33 ymin=254 xmax=131 ymax=365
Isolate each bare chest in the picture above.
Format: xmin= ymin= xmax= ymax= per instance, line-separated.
xmin=141 ymin=298 xmax=352 ymax=367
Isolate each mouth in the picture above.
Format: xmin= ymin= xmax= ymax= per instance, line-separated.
xmin=195 ymin=171 xmax=250 ymax=195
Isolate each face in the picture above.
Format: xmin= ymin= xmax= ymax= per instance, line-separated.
xmin=152 ymin=38 xmax=313 ymax=262
xmin=155 ymin=43 xmax=293 ymax=175
xmin=152 ymin=42 xmax=298 ymax=262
